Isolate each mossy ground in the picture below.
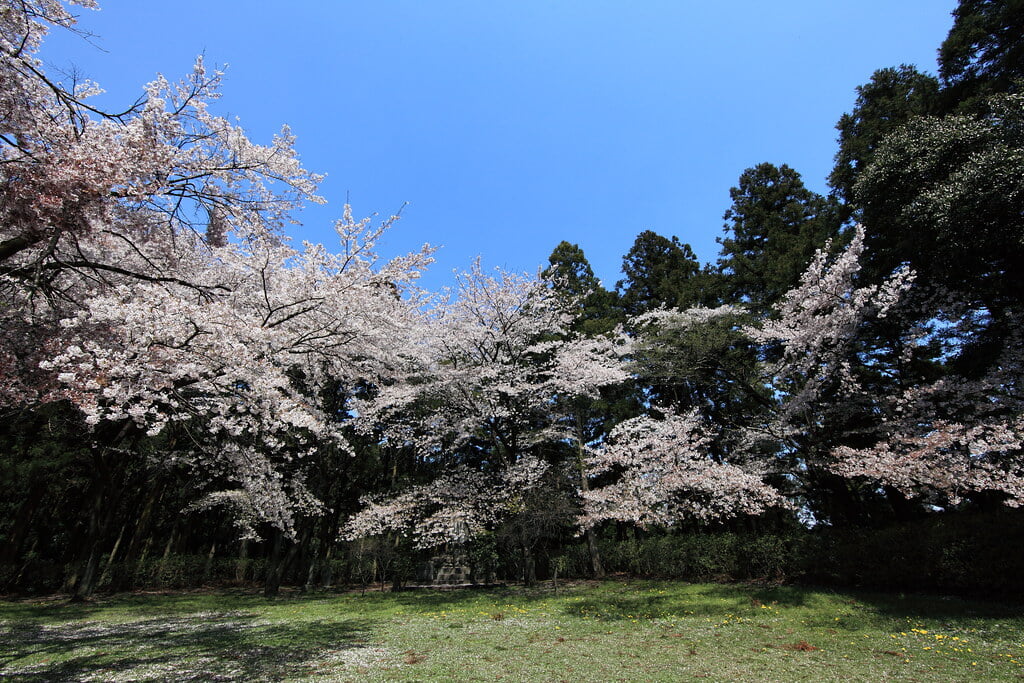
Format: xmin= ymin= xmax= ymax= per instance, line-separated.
xmin=1 ymin=579 xmax=1021 ymax=681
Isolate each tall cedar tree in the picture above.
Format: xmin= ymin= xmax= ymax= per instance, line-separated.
xmin=616 ymin=231 xmax=709 ymax=316
xmin=543 ymin=241 xmax=622 ymax=336
xmin=717 ymin=163 xmax=844 ymax=316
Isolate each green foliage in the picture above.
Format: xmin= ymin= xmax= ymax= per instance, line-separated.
xmin=543 ymin=240 xmax=622 ymax=335
xmin=629 ymin=310 xmax=770 ymax=466
xmin=855 ymin=92 xmax=1024 ymax=313
xmin=939 ymin=0 xmax=1024 ymax=108
xmin=566 ymin=531 xmax=795 ymax=583
xmin=616 ymin=230 xmax=710 ymax=315
xmin=466 ymin=532 xmax=500 ymax=583
xmin=557 ymin=510 xmax=1024 ymax=599
xmin=718 ymin=163 xmax=845 ymax=315
xmin=0 ymin=556 xmax=65 ymax=594
xmin=829 ymin=66 xmax=942 ymax=204
xmin=803 ymin=509 xmax=1024 ymax=597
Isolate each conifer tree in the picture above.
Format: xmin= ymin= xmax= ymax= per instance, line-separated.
xmin=617 ymin=230 xmax=707 ymax=316
xmin=717 ymin=163 xmax=844 ymax=316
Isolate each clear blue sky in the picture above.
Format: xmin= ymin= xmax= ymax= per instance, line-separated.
xmin=42 ymin=1 xmax=957 ymax=292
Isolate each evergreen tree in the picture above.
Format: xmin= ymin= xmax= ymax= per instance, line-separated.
xmin=939 ymin=0 xmax=1024 ymax=109
xmin=717 ymin=163 xmax=844 ymax=316
xmin=616 ymin=230 xmax=707 ymax=316
xmin=543 ymin=241 xmax=621 ymax=336
xmin=854 ymin=92 xmax=1024 ymax=372
xmin=829 ymin=66 xmax=942 ymax=204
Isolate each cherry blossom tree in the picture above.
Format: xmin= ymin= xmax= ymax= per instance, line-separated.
xmin=1 ymin=0 xmax=323 ymax=407
xmin=594 ymin=224 xmax=1022 ymax=527
xmin=344 ymin=261 xmax=632 ymax=555
xmin=745 ymin=227 xmax=914 ymax=428
xmin=582 ymin=227 xmax=916 ymax=529
xmin=579 ymin=408 xmax=787 ymax=529
xmin=39 ymin=208 xmax=433 ymax=533
xmin=739 ymin=223 xmax=1023 ymax=516
xmin=735 ymin=225 xmax=922 ymax=522
xmin=343 ymin=458 xmax=550 ymax=550
xmin=579 ymin=303 xmax=790 ymax=531
xmin=831 ymin=314 xmax=1024 ymax=508
xmin=1 ymin=0 xmax=435 ymax=572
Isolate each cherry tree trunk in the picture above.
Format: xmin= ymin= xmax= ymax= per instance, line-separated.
xmin=576 ymin=430 xmax=605 ymax=578
xmin=264 ymin=528 xmax=305 ymax=597
xmin=520 ymin=543 xmax=537 ymax=587
xmin=584 ymin=527 xmax=605 ymax=578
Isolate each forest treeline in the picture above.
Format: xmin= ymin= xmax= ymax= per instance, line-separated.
xmin=2 ymin=1 xmax=1023 ymax=599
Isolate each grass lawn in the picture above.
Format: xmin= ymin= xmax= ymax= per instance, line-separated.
xmin=0 ymin=579 xmax=1021 ymax=681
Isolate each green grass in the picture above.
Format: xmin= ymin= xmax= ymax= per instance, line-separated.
xmin=1 ymin=580 xmax=1022 ymax=681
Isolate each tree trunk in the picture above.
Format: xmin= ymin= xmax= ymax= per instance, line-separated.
xmin=264 ymin=530 xmax=285 ymax=597
xmin=885 ymin=486 xmax=920 ymax=523
xmin=264 ymin=529 xmax=304 ymax=597
xmin=9 ymin=538 xmax=38 ymax=591
xmin=811 ymin=470 xmax=866 ymax=527
xmin=584 ymin=527 xmax=604 ymax=578
xmin=71 ymin=494 xmax=107 ymax=601
xmin=125 ymin=478 xmax=165 ymax=563
xmin=72 ymin=470 xmax=127 ymax=600
xmin=389 ymin=533 xmax=406 ymax=592
xmin=203 ymin=542 xmax=217 ymax=583
xmin=235 ymin=539 xmax=249 ymax=584
xmin=575 ymin=415 xmax=605 ymax=578
xmin=304 ymin=541 xmax=319 ymax=593
xmin=71 ymin=422 xmax=135 ymax=600
xmin=97 ymin=523 xmax=126 ymax=590
xmin=520 ymin=542 xmax=536 ymax=587
xmin=319 ymin=543 xmax=334 ymax=589
xmin=305 ymin=513 xmax=339 ymax=591
xmin=155 ymin=524 xmax=178 ymax=588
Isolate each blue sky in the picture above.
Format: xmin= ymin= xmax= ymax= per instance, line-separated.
xmin=42 ymin=1 xmax=957 ymax=292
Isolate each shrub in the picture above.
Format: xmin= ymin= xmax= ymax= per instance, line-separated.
xmin=552 ymin=509 xmax=1024 ymax=598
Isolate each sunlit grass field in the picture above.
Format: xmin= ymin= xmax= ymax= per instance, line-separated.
xmin=1 ymin=579 xmax=1021 ymax=681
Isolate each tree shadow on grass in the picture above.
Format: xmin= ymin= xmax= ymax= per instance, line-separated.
xmin=831 ymin=587 xmax=1024 ymax=626
xmin=554 ymin=580 xmax=1024 ymax=630
xmin=698 ymin=582 xmax=1024 ymax=631
xmin=0 ymin=590 xmax=280 ymax=624
xmin=0 ymin=611 xmax=377 ymax=681
xmin=341 ymin=584 xmax=560 ymax=614
xmin=341 ymin=579 xmax=816 ymax=622
xmin=553 ymin=581 xmax=809 ymax=621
